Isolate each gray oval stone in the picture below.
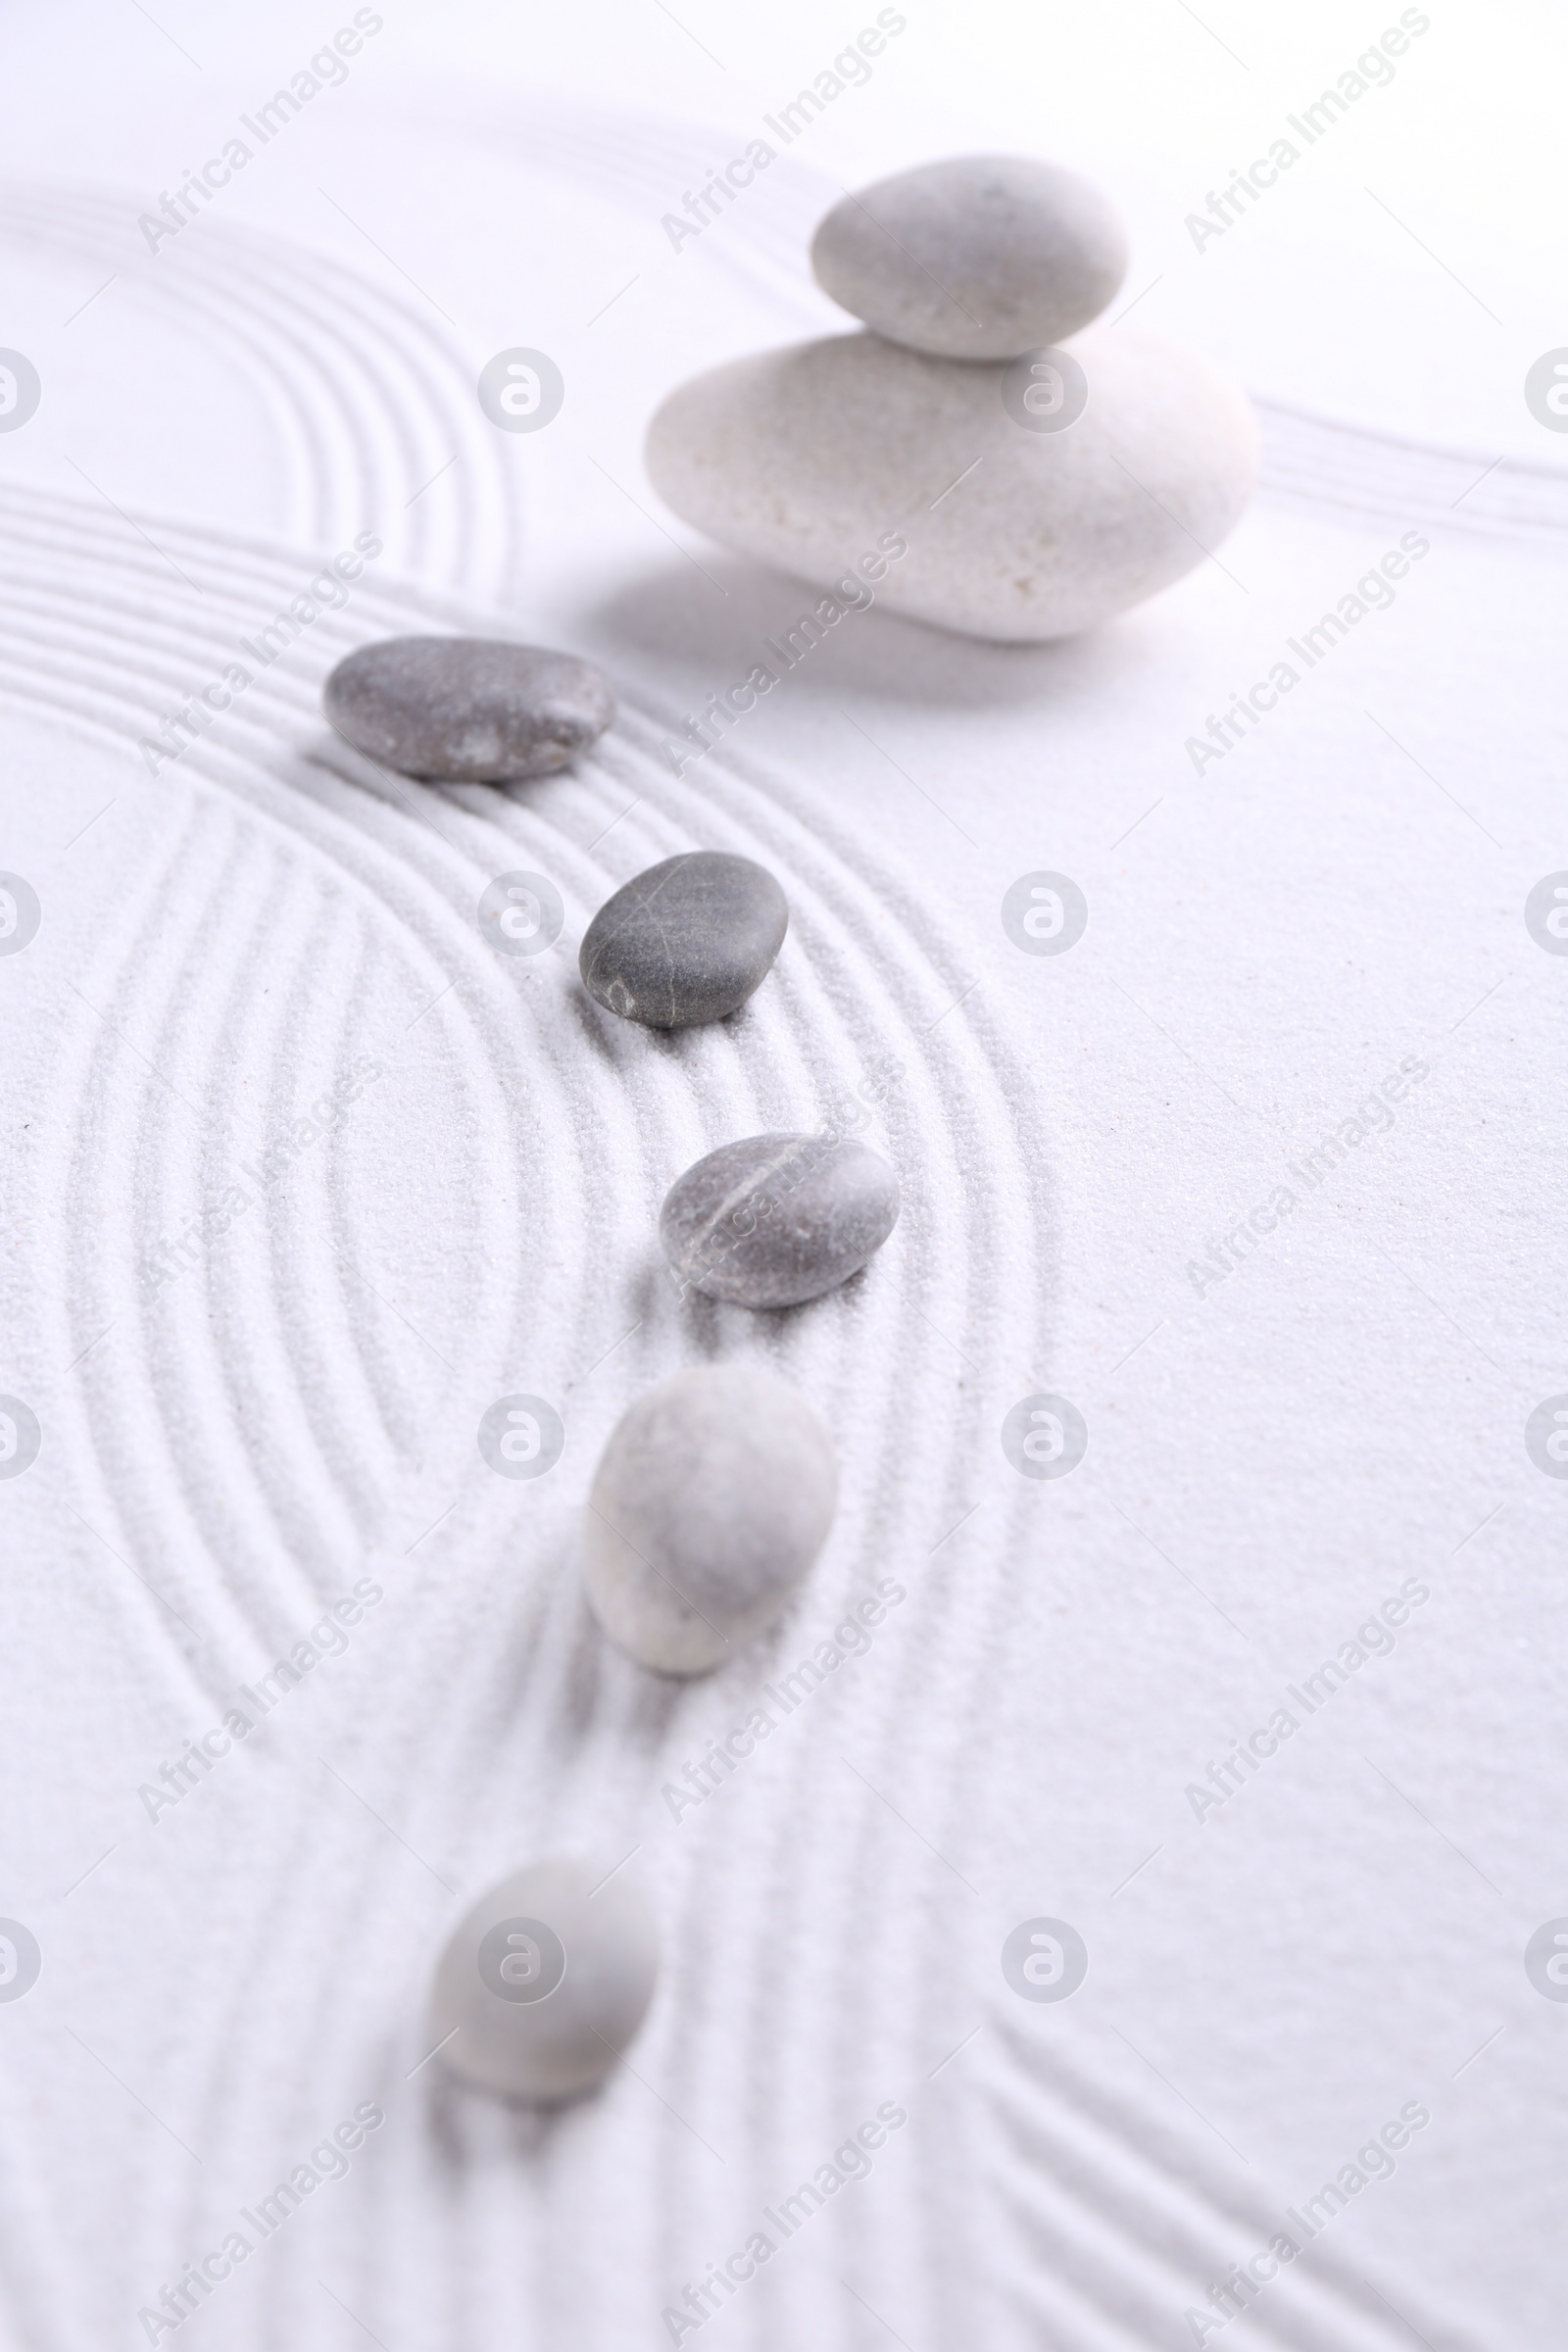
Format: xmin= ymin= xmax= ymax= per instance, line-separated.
xmin=579 ymin=852 xmax=787 ymax=1028
xmin=810 ymin=155 xmax=1128 ymax=362
xmin=429 ymin=1856 xmax=659 ymax=2104
xmin=582 ymin=1365 xmax=836 ymax=1675
xmin=323 ymin=636 xmax=614 ymax=783
xmin=661 ymin=1132 xmax=900 ymax=1307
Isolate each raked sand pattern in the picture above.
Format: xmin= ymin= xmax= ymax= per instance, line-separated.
xmin=0 ymin=149 xmax=1527 ymax=2351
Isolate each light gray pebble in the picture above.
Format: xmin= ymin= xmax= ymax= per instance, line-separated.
xmin=810 ymin=155 xmax=1128 ymax=361
xmin=582 ymin=1365 xmax=836 ymax=1675
xmin=429 ymin=1855 xmax=658 ymax=2104
xmin=661 ymin=1132 xmax=900 ymax=1307
xmin=322 ymin=636 xmax=614 ymax=783
xmin=579 ymin=851 xmax=787 ymax=1028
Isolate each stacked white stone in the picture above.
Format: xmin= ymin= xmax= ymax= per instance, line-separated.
xmin=647 ymin=155 xmax=1258 ymax=643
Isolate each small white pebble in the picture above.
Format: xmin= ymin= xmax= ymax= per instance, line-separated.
xmin=582 ymin=1364 xmax=837 ymax=1675
xmin=810 ymin=154 xmax=1129 ymax=360
xmin=429 ymin=1856 xmax=658 ymax=2103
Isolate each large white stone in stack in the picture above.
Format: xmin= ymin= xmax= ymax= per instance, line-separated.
xmin=646 ymin=155 xmax=1257 ymax=643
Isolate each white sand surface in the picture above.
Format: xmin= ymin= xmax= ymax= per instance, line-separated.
xmin=0 ymin=5 xmax=1559 ymax=2347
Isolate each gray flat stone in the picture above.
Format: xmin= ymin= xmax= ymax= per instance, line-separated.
xmin=579 ymin=852 xmax=788 ymax=1028
xmin=661 ymin=1132 xmax=900 ymax=1307
xmin=323 ymin=636 xmax=614 ymax=783
xmin=810 ymin=155 xmax=1128 ymax=361
xmin=428 ymin=1856 xmax=659 ymax=2104
xmin=582 ymin=1365 xmax=836 ymax=1675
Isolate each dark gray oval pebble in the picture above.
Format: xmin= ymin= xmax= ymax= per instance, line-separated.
xmin=322 ymin=636 xmax=614 ymax=783
xmin=579 ymin=852 xmax=787 ymax=1029
xmin=660 ymin=1131 xmax=900 ymax=1306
